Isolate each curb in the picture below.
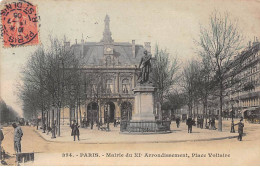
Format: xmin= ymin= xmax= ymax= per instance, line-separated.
xmin=33 ymin=129 xmax=238 ymax=145
xmin=120 ymin=131 xmax=172 ymax=135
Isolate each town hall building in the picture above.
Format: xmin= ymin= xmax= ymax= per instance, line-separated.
xmin=64 ymin=15 xmax=152 ymax=125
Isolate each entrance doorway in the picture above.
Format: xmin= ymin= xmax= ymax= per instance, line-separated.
xmin=87 ymin=102 xmax=98 ymax=124
xmin=104 ymin=102 xmax=115 ymax=123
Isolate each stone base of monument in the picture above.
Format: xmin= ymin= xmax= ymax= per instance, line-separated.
xmin=120 ymin=84 xmax=171 ymax=134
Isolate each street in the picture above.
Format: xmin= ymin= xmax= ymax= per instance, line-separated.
xmin=1 ymin=120 xmax=260 ymax=166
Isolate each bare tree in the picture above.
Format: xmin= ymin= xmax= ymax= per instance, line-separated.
xmin=0 ymin=99 xmax=19 ymax=123
xmin=151 ymin=44 xmax=179 ymax=107
xmin=193 ymin=56 xmax=215 ymax=126
xmin=180 ymin=60 xmax=201 ymax=116
xmin=196 ymin=11 xmax=243 ymax=131
xmin=17 ymin=35 xmax=86 ymax=136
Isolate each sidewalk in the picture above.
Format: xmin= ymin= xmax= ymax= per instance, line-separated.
xmin=34 ymin=120 xmax=239 ymax=144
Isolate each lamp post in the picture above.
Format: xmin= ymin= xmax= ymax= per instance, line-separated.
xmin=230 ymin=98 xmax=235 ymax=133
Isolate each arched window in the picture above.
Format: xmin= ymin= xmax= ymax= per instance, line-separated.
xmin=90 ymin=84 xmax=97 ymax=97
xmin=106 ymin=56 xmax=112 ymax=66
xmin=106 ymin=79 xmax=114 ymax=93
xmin=122 ymin=79 xmax=130 ymax=94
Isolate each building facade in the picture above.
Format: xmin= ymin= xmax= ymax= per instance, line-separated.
xmin=231 ymin=39 xmax=260 ymax=119
xmin=175 ymin=38 xmax=260 ymax=122
xmin=65 ymin=15 xmax=151 ymax=124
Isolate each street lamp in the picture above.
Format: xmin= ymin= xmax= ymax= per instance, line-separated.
xmin=230 ymin=98 xmax=235 ymax=133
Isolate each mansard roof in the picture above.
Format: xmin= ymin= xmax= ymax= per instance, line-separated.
xmin=71 ymin=42 xmax=145 ymax=66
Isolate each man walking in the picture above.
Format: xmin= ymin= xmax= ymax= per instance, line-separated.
xmin=71 ymin=120 xmax=80 ymax=141
xmin=12 ymin=123 xmax=23 ymax=153
xmin=211 ymin=117 xmax=216 ymax=130
xmin=197 ymin=116 xmax=200 ymax=128
xmin=186 ymin=116 xmax=193 ymax=133
xmin=235 ymin=118 xmax=244 ymax=141
xmin=200 ymin=117 xmax=204 ymax=129
xmin=176 ymin=117 xmax=180 ymax=128
xmin=0 ymin=125 xmax=4 ymax=162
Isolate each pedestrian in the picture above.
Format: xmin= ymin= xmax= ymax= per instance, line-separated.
xmin=12 ymin=123 xmax=23 ymax=153
xmin=197 ymin=116 xmax=200 ymax=128
xmin=82 ymin=118 xmax=86 ymax=128
xmin=47 ymin=126 xmax=52 ymax=135
xmin=43 ymin=123 xmax=46 ymax=133
xmin=71 ymin=120 xmax=80 ymax=141
xmin=90 ymin=119 xmax=94 ymax=130
xmin=235 ymin=118 xmax=244 ymax=141
xmin=114 ymin=119 xmax=117 ymax=127
xmin=36 ymin=119 xmax=39 ymax=130
xmin=200 ymin=117 xmax=204 ymax=129
xmin=176 ymin=117 xmax=180 ymax=128
xmin=186 ymin=116 xmax=193 ymax=133
xmin=0 ymin=125 xmax=4 ymax=162
xmin=211 ymin=118 xmax=216 ymax=130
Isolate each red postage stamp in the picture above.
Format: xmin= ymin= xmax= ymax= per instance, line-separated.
xmin=1 ymin=0 xmax=39 ymax=47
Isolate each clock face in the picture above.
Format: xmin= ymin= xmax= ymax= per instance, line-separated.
xmin=104 ymin=46 xmax=113 ymax=54
xmin=106 ymin=47 xmax=112 ymax=52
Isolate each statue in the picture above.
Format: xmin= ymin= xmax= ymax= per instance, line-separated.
xmin=138 ymin=50 xmax=152 ymax=84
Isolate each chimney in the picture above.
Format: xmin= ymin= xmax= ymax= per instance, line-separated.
xmin=81 ymin=34 xmax=84 ymax=44
xmin=75 ymin=39 xmax=77 ymax=44
xmin=64 ymin=41 xmax=70 ymax=51
xmin=81 ymin=35 xmax=84 ymax=57
xmin=144 ymin=42 xmax=151 ymax=53
xmin=253 ymin=37 xmax=258 ymax=46
xmin=132 ymin=40 xmax=135 ymax=58
xmin=249 ymin=41 xmax=251 ymax=48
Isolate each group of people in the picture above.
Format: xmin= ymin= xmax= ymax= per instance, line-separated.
xmin=208 ymin=118 xmax=216 ymax=130
xmin=0 ymin=114 xmax=247 ymax=163
xmin=196 ymin=116 xmax=204 ymax=129
xmin=178 ymin=116 xmax=244 ymax=141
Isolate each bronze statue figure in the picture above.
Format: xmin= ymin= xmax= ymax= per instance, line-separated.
xmin=138 ymin=50 xmax=152 ymax=84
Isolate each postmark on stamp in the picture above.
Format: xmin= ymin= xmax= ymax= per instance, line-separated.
xmin=1 ymin=0 xmax=39 ymax=47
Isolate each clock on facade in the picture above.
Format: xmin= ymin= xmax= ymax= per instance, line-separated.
xmin=106 ymin=47 xmax=112 ymax=52
xmin=104 ymin=46 xmax=113 ymax=54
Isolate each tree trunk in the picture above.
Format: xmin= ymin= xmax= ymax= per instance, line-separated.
xmin=41 ymin=107 xmax=44 ymax=129
xmin=51 ymin=107 xmax=54 ymax=129
xmin=79 ymin=100 xmax=82 ymax=126
xmin=57 ymin=107 xmax=60 ymax=136
xmin=69 ymin=106 xmax=72 ymax=126
xmin=188 ymin=104 xmax=192 ymax=117
xmin=205 ymin=98 xmax=208 ymax=127
xmin=76 ymin=101 xmax=78 ymax=124
xmin=218 ymin=79 xmax=223 ymax=131
xmin=46 ymin=110 xmax=49 ymax=128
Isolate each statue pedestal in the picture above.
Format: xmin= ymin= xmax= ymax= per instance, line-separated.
xmin=132 ymin=85 xmax=156 ymax=121
xmin=123 ymin=84 xmax=169 ymax=133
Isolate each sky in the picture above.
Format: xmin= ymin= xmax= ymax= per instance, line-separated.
xmin=0 ymin=0 xmax=260 ymax=116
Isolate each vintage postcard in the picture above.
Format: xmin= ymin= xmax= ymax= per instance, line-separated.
xmin=0 ymin=0 xmax=260 ymax=166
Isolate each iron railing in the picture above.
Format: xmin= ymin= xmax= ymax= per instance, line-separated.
xmin=120 ymin=120 xmax=171 ymax=133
